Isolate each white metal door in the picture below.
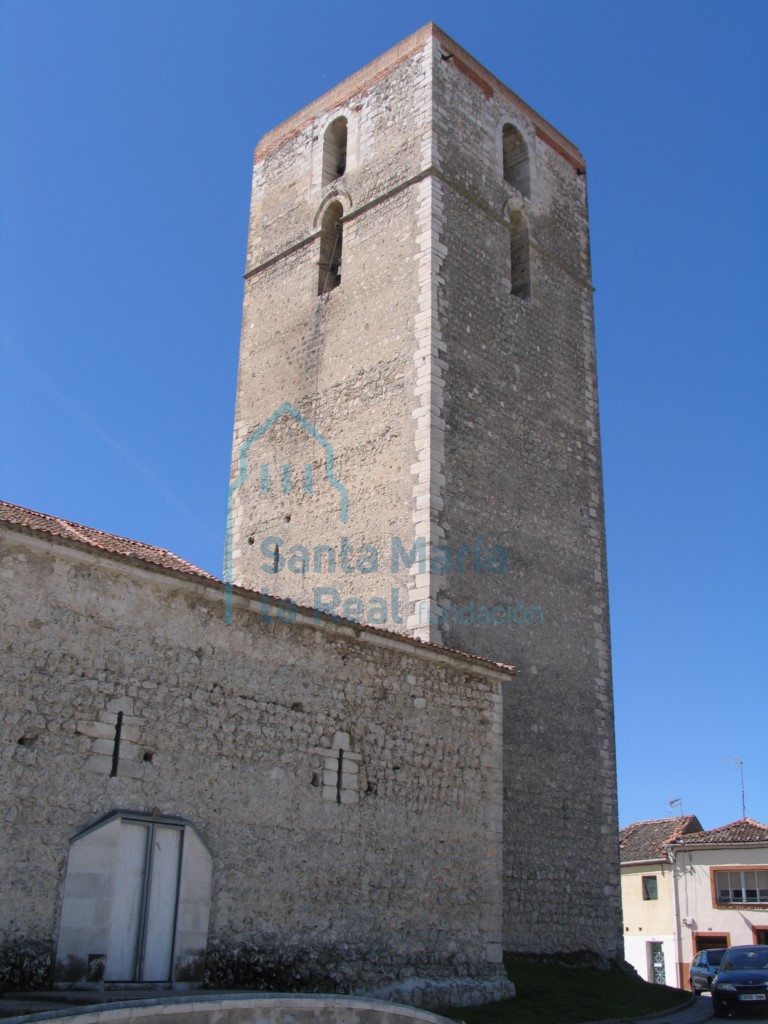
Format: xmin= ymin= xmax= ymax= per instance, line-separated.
xmin=105 ymin=821 xmax=182 ymax=982
xmin=105 ymin=823 xmax=149 ymax=980
xmin=143 ymin=826 xmax=182 ymax=981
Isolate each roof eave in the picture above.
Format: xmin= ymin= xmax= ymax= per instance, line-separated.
xmin=671 ymin=841 xmax=768 ymax=853
xmin=620 ymin=858 xmax=668 ymax=867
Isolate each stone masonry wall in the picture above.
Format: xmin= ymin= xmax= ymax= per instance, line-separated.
xmin=229 ymin=43 xmax=433 ymax=626
xmin=429 ymin=36 xmax=621 ymax=956
xmin=0 ymin=522 xmax=511 ymax=1001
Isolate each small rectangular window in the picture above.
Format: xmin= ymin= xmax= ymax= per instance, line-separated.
xmin=642 ymin=875 xmax=658 ymax=900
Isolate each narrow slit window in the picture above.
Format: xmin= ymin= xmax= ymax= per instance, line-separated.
xmin=110 ymin=710 xmax=123 ymax=777
xmin=319 ymin=731 xmax=360 ymax=805
xmin=502 ymin=123 xmax=530 ymax=197
xmin=336 ymin=748 xmax=344 ymax=805
xmin=318 ymin=201 xmax=343 ymax=295
xmin=322 ymin=117 xmax=348 ymax=185
xmin=510 ymin=211 xmax=531 ymax=298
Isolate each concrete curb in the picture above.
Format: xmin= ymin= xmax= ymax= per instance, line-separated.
xmin=579 ymin=992 xmax=712 ymax=1024
xmin=0 ymin=994 xmax=456 ymax=1024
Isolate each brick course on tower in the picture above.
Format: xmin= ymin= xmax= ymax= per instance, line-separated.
xmin=229 ymin=23 xmax=622 ymax=958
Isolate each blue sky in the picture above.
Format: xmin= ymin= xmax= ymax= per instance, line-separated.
xmin=1 ymin=0 xmax=766 ymax=832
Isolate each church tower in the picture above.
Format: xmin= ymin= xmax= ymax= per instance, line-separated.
xmin=229 ymin=24 xmax=622 ymax=959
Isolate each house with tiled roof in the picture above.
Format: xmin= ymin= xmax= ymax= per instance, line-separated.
xmin=669 ymin=818 xmax=768 ymax=980
xmin=619 ymin=815 xmax=702 ymax=986
xmin=620 ymin=815 xmax=768 ymax=989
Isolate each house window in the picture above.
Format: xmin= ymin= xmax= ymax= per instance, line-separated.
xmin=318 ymin=201 xmax=343 ymax=294
xmin=322 ymin=117 xmax=347 ymax=185
xmin=502 ymin=123 xmax=530 ymax=197
xmin=714 ymin=868 xmax=768 ymax=904
xmin=510 ymin=211 xmax=530 ymax=298
xmin=642 ymin=875 xmax=659 ymax=900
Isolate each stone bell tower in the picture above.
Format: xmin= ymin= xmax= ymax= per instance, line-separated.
xmin=229 ymin=24 xmax=622 ymax=960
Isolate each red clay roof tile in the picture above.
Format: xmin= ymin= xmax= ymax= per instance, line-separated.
xmin=0 ymin=500 xmax=517 ymax=676
xmin=619 ymin=815 xmax=703 ymax=862
xmin=0 ymin=500 xmax=216 ymax=580
xmin=672 ymin=818 xmax=768 ymax=847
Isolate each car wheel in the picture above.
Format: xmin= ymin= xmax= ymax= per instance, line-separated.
xmin=712 ymin=998 xmax=729 ymax=1018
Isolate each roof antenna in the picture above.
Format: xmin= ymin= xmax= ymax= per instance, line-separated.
xmin=668 ymin=797 xmax=683 ymax=817
xmin=721 ymin=759 xmax=746 ymax=819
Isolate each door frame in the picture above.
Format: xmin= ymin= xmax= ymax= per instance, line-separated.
xmin=55 ymin=809 xmax=212 ymax=987
xmin=693 ymin=932 xmax=731 ymax=953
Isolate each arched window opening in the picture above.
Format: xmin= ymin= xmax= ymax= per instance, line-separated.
xmin=318 ymin=201 xmax=343 ymax=295
xmin=502 ymin=124 xmax=530 ymax=197
xmin=510 ymin=212 xmax=531 ymax=298
xmin=322 ymin=117 xmax=348 ymax=185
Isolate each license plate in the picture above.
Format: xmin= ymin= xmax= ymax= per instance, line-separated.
xmin=739 ymin=993 xmax=766 ymax=1001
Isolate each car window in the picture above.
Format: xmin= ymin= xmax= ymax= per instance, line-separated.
xmin=722 ymin=949 xmax=768 ymax=971
xmin=708 ymin=949 xmax=726 ymax=965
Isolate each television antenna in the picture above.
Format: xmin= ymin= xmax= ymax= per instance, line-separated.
xmin=668 ymin=797 xmax=684 ymax=816
xmin=721 ymin=759 xmax=746 ymax=819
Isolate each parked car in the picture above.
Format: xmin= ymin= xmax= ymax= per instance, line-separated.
xmin=690 ymin=947 xmax=727 ymax=992
xmin=711 ymin=945 xmax=768 ymax=1018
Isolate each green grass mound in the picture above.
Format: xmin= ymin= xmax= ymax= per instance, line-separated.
xmin=444 ymin=954 xmax=690 ymax=1024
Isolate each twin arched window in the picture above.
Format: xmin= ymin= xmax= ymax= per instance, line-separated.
xmin=317 ymin=119 xmax=347 ymax=294
xmin=315 ymin=119 xmax=531 ymax=298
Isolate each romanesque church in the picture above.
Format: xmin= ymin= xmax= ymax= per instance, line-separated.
xmin=0 ymin=24 xmax=621 ymax=1006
